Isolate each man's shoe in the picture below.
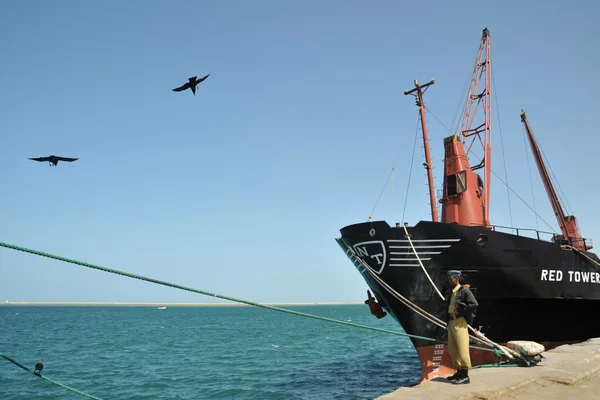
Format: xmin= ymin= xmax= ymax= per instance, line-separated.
xmin=452 ymin=375 xmax=470 ymax=384
xmin=445 ymin=371 xmax=461 ymax=381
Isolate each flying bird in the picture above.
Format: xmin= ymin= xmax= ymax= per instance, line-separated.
xmin=29 ymin=155 xmax=78 ymax=167
xmin=34 ymin=359 xmax=43 ymax=376
xmin=172 ymin=74 xmax=210 ymax=95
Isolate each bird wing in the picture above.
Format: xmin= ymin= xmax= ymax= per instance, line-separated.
xmin=56 ymin=157 xmax=78 ymax=162
xmin=172 ymin=82 xmax=191 ymax=92
xmin=29 ymin=157 xmax=50 ymax=162
xmin=196 ymin=74 xmax=210 ymax=83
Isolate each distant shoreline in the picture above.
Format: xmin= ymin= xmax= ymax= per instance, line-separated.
xmin=0 ymin=301 xmax=364 ymax=307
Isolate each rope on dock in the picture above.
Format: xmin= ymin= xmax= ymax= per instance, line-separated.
xmin=0 ymin=352 xmax=102 ymax=400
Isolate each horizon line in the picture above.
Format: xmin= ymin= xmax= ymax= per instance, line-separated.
xmin=1 ymin=301 xmax=365 ymax=307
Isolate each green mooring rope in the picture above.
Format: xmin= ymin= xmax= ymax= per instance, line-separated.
xmin=0 ymin=240 xmax=497 ymax=352
xmin=471 ymin=348 xmax=520 ymax=369
xmin=0 ymin=241 xmax=440 ymax=342
xmin=0 ymin=240 xmax=510 ymax=397
xmin=0 ymin=353 xmax=102 ymax=399
xmin=473 ymin=363 xmax=520 ymax=369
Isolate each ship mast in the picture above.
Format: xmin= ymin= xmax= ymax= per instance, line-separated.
xmin=520 ymin=110 xmax=592 ymax=251
xmin=439 ymin=28 xmax=492 ymax=228
xmin=404 ymin=79 xmax=438 ymax=222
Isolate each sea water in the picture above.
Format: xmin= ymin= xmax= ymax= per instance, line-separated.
xmin=0 ymin=305 xmax=420 ymax=399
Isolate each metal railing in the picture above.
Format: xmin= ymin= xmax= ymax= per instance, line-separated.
xmin=470 ymin=223 xmax=594 ymax=251
xmin=486 ymin=224 xmax=555 ymax=241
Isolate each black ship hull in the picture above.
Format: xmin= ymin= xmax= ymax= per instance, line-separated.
xmin=337 ymin=220 xmax=600 ymax=380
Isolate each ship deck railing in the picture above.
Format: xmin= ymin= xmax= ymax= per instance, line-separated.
xmin=486 ymin=224 xmax=555 ymax=240
xmin=475 ymin=224 xmax=594 ymax=251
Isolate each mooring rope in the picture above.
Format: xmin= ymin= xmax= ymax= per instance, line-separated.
xmin=0 ymin=352 xmax=102 ymax=399
xmin=340 ymin=233 xmax=528 ymax=362
xmin=341 ymin=240 xmax=496 ymax=353
xmin=402 ymin=224 xmax=446 ymax=301
xmin=0 ymin=241 xmax=438 ymax=343
xmin=0 ymin=236 xmax=532 ymax=400
xmin=398 ymin=226 xmax=527 ymax=361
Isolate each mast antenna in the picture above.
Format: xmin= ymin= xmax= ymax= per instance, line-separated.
xmin=404 ymin=79 xmax=438 ymax=222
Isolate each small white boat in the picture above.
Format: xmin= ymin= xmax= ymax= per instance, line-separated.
xmin=157 ymin=306 xmax=166 ymax=310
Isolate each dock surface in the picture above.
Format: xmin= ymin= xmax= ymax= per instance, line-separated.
xmin=378 ymin=338 xmax=600 ymax=400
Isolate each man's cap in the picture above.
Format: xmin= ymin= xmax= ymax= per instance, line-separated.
xmin=447 ymin=270 xmax=462 ymax=277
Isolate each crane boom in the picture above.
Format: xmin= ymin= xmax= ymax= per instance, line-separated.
xmin=520 ymin=110 xmax=591 ymax=251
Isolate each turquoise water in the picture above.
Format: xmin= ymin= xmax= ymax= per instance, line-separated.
xmin=0 ymin=305 xmax=420 ymax=399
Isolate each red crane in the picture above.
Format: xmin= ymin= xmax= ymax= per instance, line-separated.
xmin=520 ymin=110 xmax=592 ymax=251
xmin=439 ymin=28 xmax=492 ymax=228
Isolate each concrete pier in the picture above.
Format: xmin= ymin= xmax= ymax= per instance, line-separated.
xmin=378 ymin=338 xmax=600 ymax=400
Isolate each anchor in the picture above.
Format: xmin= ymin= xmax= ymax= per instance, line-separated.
xmin=364 ymin=290 xmax=387 ymax=319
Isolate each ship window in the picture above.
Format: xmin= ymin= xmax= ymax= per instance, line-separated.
xmin=456 ymin=171 xmax=467 ymax=193
xmin=477 ymin=174 xmax=484 ymax=192
xmin=447 ymin=175 xmax=457 ymax=196
xmin=446 ymin=171 xmax=467 ymax=196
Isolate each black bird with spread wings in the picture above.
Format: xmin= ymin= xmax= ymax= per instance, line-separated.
xmin=172 ymin=74 xmax=210 ymax=95
xmin=29 ymin=155 xmax=78 ymax=167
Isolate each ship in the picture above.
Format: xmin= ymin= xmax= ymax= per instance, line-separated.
xmin=335 ymin=27 xmax=600 ymax=382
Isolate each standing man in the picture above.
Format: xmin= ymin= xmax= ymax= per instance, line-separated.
xmin=444 ymin=270 xmax=478 ymax=385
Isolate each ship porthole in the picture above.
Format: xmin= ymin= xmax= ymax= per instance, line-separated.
xmin=369 ymin=229 xmax=376 ymax=237
xmin=475 ymin=234 xmax=488 ymax=247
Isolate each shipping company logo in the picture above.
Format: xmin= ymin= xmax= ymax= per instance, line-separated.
xmin=352 ymin=241 xmax=387 ymax=274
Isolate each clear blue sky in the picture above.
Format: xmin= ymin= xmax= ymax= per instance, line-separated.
xmin=1 ymin=1 xmax=599 ymax=303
